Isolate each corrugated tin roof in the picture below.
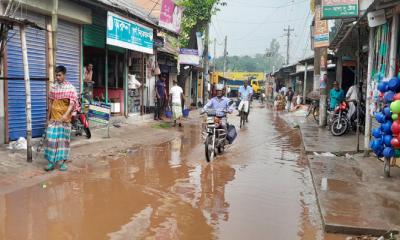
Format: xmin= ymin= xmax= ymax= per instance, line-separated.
xmin=95 ymin=0 xmax=158 ymax=26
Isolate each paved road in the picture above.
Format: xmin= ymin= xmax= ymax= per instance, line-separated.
xmin=0 ymin=106 xmax=349 ymax=239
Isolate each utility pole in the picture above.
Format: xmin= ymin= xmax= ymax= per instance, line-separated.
xmin=283 ymin=25 xmax=294 ymax=65
xmin=213 ymin=37 xmax=216 ymax=73
xmin=203 ymin=23 xmax=210 ymax=105
xmin=20 ymin=25 xmax=32 ymax=162
xmin=223 ymin=35 xmax=227 ymax=77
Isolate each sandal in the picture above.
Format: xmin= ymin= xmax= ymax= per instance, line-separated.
xmin=44 ymin=163 xmax=55 ymax=171
xmin=59 ymin=163 xmax=68 ymax=171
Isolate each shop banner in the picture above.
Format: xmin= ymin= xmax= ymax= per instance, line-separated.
xmin=159 ymin=0 xmax=183 ymax=34
xmin=322 ymin=0 xmax=358 ymax=19
xmin=107 ymin=12 xmax=154 ymax=54
xmin=88 ymin=102 xmax=111 ymax=125
xmin=178 ymin=49 xmax=200 ymax=66
xmin=314 ymin=7 xmax=329 ymax=48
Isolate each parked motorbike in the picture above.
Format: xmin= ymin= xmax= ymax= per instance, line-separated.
xmin=330 ymin=101 xmax=365 ymax=136
xmin=71 ymin=95 xmax=91 ymax=139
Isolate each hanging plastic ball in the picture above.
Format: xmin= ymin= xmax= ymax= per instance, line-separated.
xmin=381 ymin=121 xmax=393 ymax=134
xmin=395 ymin=149 xmax=400 ymax=158
xmin=394 ymin=93 xmax=400 ymax=101
xmin=372 ymin=128 xmax=382 ymax=138
xmin=383 ymin=135 xmax=393 ymax=147
xmin=375 ymin=112 xmax=386 ymax=123
xmin=383 ymin=147 xmax=394 ymax=158
xmin=388 ymin=77 xmax=400 ymax=91
xmin=391 ymin=120 xmax=400 ymax=136
xmin=378 ymin=81 xmax=389 ymax=93
xmin=384 ymin=91 xmax=395 ymax=103
xmin=390 ymin=100 xmax=400 ymax=114
xmin=392 ymin=113 xmax=398 ymax=121
xmin=370 ymin=138 xmax=384 ymax=151
xmin=391 ymin=138 xmax=400 ymax=149
xmin=374 ymin=146 xmax=384 ymax=157
xmin=383 ymin=106 xmax=392 ymax=118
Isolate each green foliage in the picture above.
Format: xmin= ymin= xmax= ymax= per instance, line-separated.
xmin=214 ymin=39 xmax=285 ymax=72
xmin=177 ymin=0 xmax=226 ymax=48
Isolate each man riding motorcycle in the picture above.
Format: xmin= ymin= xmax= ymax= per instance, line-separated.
xmin=203 ymin=84 xmax=234 ymax=129
xmin=237 ymin=80 xmax=253 ymax=122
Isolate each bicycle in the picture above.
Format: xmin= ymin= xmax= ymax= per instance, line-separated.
xmin=306 ymin=99 xmax=319 ymax=122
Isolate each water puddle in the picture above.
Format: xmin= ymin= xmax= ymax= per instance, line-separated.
xmin=0 ymin=108 xmax=325 ymax=239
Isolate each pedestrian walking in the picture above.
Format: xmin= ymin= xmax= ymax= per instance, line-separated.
xmin=155 ymin=75 xmax=168 ymax=120
xmin=286 ymin=87 xmax=294 ymax=111
xmin=44 ymin=66 xmax=78 ymax=171
xmin=169 ymin=80 xmax=184 ymax=127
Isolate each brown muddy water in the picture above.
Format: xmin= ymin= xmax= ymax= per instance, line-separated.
xmin=0 ymin=108 xmax=344 ymax=240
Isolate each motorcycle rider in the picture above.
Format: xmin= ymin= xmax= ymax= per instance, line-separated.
xmin=203 ymin=84 xmax=234 ymax=129
xmin=237 ymin=80 xmax=253 ymax=121
xmin=346 ymin=81 xmax=362 ymax=120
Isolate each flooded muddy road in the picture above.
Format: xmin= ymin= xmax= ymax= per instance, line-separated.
xmin=0 ymin=107 xmax=335 ymax=239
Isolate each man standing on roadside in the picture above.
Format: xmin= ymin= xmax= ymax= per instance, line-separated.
xmin=155 ymin=75 xmax=168 ymax=121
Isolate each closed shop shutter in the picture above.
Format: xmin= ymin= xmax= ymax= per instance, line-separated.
xmin=56 ymin=20 xmax=81 ymax=91
xmin=6 ymin=13 xmax=47 ymax=141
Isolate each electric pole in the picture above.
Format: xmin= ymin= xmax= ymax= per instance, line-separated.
xmin=203 ymin=23 xmax=210 ymax=104
xmin=283 ymin=25 xmax=294 ymax=65
xmin=223 ymin=35 xmax=227 ymax=77
xmin=213 ymin=37 xmax=216 ymax=73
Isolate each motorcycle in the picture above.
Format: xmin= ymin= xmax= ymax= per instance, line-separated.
xmin=71 ymin=94 xmax=91 ymax=139
xmin=202 ymin=109 xmax=232 ymax=162
xmin=330 ymin=101 xmax=365 ymax=136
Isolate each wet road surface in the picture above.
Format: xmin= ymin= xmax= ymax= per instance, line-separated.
xmin=0 ymin=106 xmax=342 ymax=239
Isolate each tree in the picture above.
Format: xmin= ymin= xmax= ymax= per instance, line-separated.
xmin=177 ymin=0 xmax=226 ymax=49
xmin=214 ymin=39 xmax=285 ymax=73
xmin=176 ymin=0 xmax=226 ymax=88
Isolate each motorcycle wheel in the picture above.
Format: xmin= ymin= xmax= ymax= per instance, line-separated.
xmin=218 ymin=145 xmax=225 ymax=154
xmin=84 ymin=127 xmax=91 ymax=139
xmin=205 ymin=135 xmax=215 ymax=162
xmin=331 ymin=117 xmax=348 ymax=136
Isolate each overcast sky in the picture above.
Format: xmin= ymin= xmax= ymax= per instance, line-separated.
xmin=210 ymin=0 xmax=313 ymax=64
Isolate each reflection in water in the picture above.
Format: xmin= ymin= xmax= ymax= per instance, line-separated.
xmin=0 ymin=108 xmax=323 ymax=240
xmin=170 ymin=138 xmax=182 ymax=168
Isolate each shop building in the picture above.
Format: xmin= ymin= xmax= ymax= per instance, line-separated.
xmin=0 ymin=0 xmax=158 ymax=142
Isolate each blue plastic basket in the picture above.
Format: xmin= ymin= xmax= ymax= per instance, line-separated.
xmin=183 ymin=109 xmax=190 ymax=118
xmin=165 ymin=110 xmax=172 ymax=118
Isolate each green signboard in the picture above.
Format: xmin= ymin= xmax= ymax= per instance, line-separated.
xmin=106 ymin=11 xmax=154 ymax=54
xmin=322 ymin=0 xmax=358 ymax=19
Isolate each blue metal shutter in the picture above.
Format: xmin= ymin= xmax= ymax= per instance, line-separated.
xmin=56 ymin=20 xmax=81 ymax=91
xmin=6 ymin=13 xmax=47 ymax=141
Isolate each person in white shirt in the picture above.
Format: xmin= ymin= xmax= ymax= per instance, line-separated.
xmin=346 ymin=81 xmax=361 ymax=120
xmin=169 ymin=80 xmax=184 ymax=127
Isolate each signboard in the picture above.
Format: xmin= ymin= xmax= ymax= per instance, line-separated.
xmin=322 ymin=0 xmax=358 ymax=19
xmin=159 ymin=0 xmax=183 ymax=34
xmin=107 ymin=12 xmax=154 ymax=54
xmin=314 ymin=7 xmax=329 ymax=48
xmin=178 ymin=49 xmax=200 ymax=66
xmin=88 ymin=102 xmax=111 ymax=125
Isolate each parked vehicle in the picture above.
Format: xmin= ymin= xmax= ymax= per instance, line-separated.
xmin=72 ymin=95 xmax=91 ymax=139
xmin=330 ymin=101 xmax=365 ymax=136
xmin=202 ymin=109 xmax=236 ymax=162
